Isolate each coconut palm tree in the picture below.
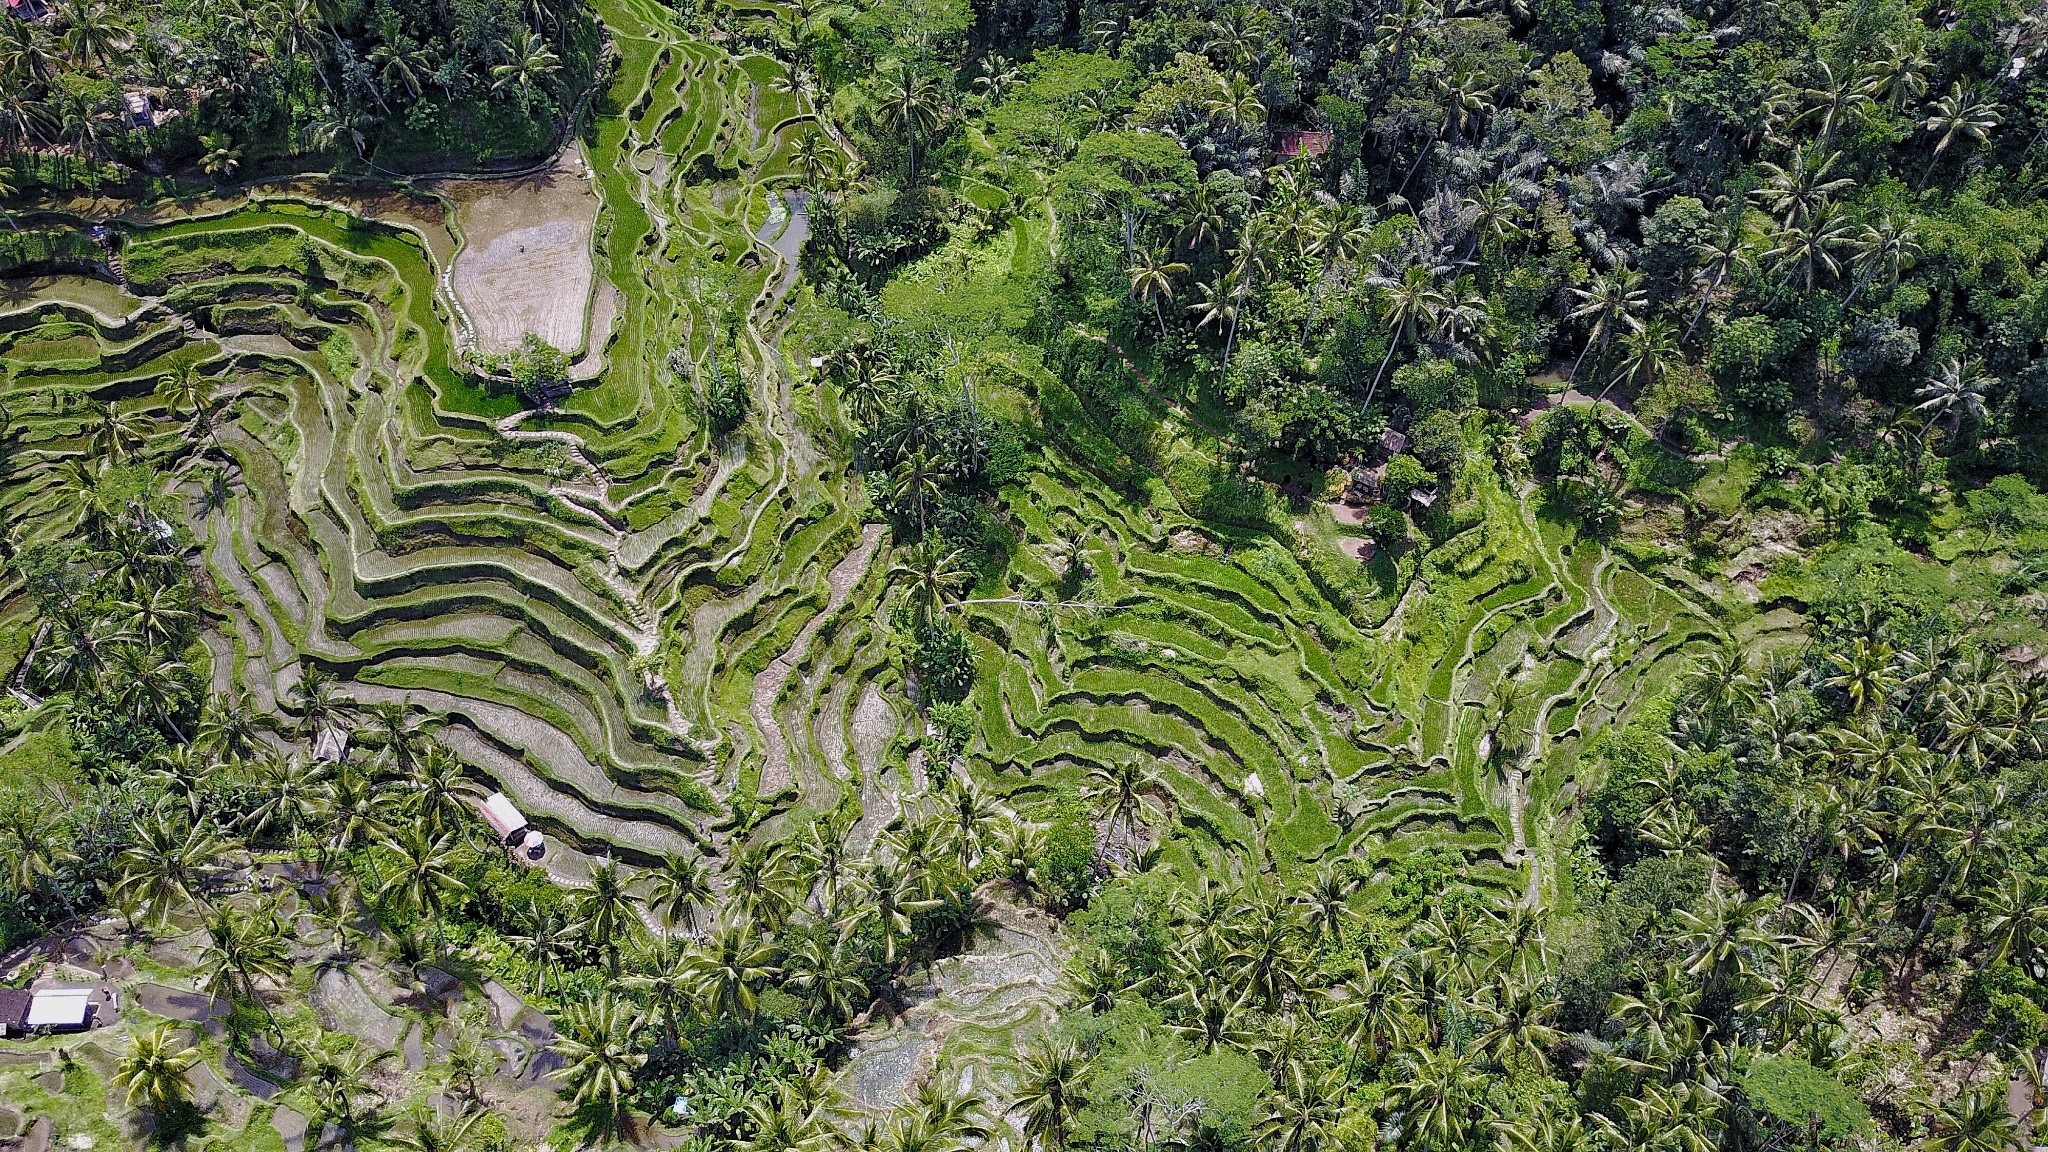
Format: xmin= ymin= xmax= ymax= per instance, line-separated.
xmin=1298 ymin=866 xmax=1353 ymax=943
xmin=1683 ymin=224 xmax=1752 ymax=344
xmin=1012 ymin=1040 xmax=1089 ymax=1151
xmin=573 ymin=859 xmax=644 ymax=972
xmin=644 ymin=851 xmax=714 ymax=937
xmin=1913 ymin=358 xmax=1996 ymax=443
xmin=789 ymin=810 xmax=855 ymax=917
xmin=1565 ymin=268 xmax=1645 ymax=383
xmin=992 ymin=820 xmax=1045 ymax=899
xmin=1364 ymin=263 xmax=1447 ymax=407
xmin=112 ymin=805 xmax=231 ymax=925
xmin=724 ymin=843 xmax=797 ymax=931
xmin=244 ymin=750 xmax=332 ymax=845
xmin=1919 ymin=83 xmax=2000 ymax=187
xmin=1258 ymin=1064 xmax=1342 ymax=1152
xmin=782 ymin=931 xmax=868 ymax=1025
xmin=374 ymin=822 xmax=469 ymax=946
xmin=1 ymin=806 xmax=81 ymax=919
xmin=1386 ymin=1046 xmax=1486 ymax=1151
xmin=873 ymin=63 xmax=948 ymax=185
xmin=406 ymin=745 xmax=481 ymax=836
xmin=548 ymin=994 xmax=645 ymax=1136
xmin=113 ymin=1023 xmax=201 ymax=1118
xmin=1335 ymin=958 xmax=1413 ymax=1074
xmin=1600 ymin=317 xmax=1679 ymax=404
xmin=198 ymin=899 xmax=293 ymax=1039
xmin=1840 ymin=212 xmax=1920 ymax=314
xmin=155 ymin=364 xmax=224 ymax=455
xmin=891 ymin=540 xmax=970 ymax=632
xmin=1470 ymin=975 xmax=1563 ymax=1075
xmin=846 ymin=856 xmax=940 ymax=965
xmin=56 ymin=0 xmax=130 ymax=70
xmin=1084 ymin=758 xmax=1160 ymax=867
xmin=619 ymin=937 xmax=693 ymax=1049
xmin=1751 ymin=147 xmax=1855 ymax=227
xmin=490 ymin=28 xmax=560 ymax=105
xmin=684 ymin=916 xmax=780 ymax=1021
xmin=1128 ymin=249 xmax=1189 ymax=341
xmin=942 ymin=775 xmax=996 ymax=872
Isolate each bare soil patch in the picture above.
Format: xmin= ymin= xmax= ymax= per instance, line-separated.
xmin=438 ymin=145 xmax=601 ymax=357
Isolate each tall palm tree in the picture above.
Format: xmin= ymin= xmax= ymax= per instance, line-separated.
xmin=942 ymin=775 xmax=996 ymax=872
xmin=490 ymin=28 xmax=560 ymax=104
xmin=1913 ymin=358 xmax=1996 ymax=443
xmin=548 ymin=993 xmax=646 ymax=1138
xmin=112 ymin=805 xmax=230 ymax=926
xmin=1840 ymin=212 xmax=1920 ymax=313
xmin=891 ymin=540 xmax=970 ymax=632
xmin=782 ymin=930 xmax=868 ymax=1024
xmin=155 ymin=364 xmax=223 ymax=454
xmin=1258 ymin=1064 xmax=1342 ymax=1152
xmin=873 ymin=63 xmax=948 ymax=184
xmin=1601 ymin=317 xmax=1679 ymax=404
xmin=1684 ymin=224 xmax=1752 ymax=344
xmin=56 ymin=0 xmax=130 ymax=70
xmin=359 ymin=701 xmax=433 ymax=772
xmin=407 ymin=745 xmax=481 ymax=836
xmin=1128 ymin=249 xmax=1189 ymax=341
xmin=113 ymin=1024 xmax=201 ymax=1118
xmin=573 ymin=859 xmax=644 ymax=973
xmin=1919 ymin=83 xmax=2000 ymax=187
xmin=684 ymin=916 xmax=780 ymax=1021
xmin=1012 ymin=1040 xmax=1089 ymax=1151
xmin=1364 ymin=263 xmax=1448 ymax=407
xmin=1385 ymin=1046 xmax=1485 ymax=1151
xmin=244 ymin=751 xmax=333 ymax=845
xmin=1565 ymin=268 xmax=1646 ymax=383
xmin=644 ymin=851 xmax=714 ymax=937
xmin=847 ymin=856 xmax=939 ymax=965
xmin=2 ymin=806 xmax=81 ymax=919
xmin=198 ymin=900 xmax=293 ymax=1039
xmin=619 ymin=937 xmax=694 ymax=1049
xmin=374 ymin=822 xmax=469 ymax=945
xmin=1084 ymin=758 xmax=1160 ymax=867
xmin=1751 ymin=146 xmax=1855 ymax=226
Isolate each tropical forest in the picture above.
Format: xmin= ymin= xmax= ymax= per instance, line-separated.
xmin=0 ymin=0 xmax=2046 ymax=1145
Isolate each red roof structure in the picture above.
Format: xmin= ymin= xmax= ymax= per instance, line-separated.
xmin=1271 ymin=130 xmax=1332 ymax=158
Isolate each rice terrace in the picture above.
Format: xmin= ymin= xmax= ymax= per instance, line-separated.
xmin=1 ymin=0 xmax=2046 ymax=1149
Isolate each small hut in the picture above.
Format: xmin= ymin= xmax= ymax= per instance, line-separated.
xmin=479 ymin=792 xmax=546 ymax=861
xmin=1410 ymin=486 xmax=1438 ymax=509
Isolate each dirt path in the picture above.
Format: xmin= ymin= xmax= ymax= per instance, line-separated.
xmin=752 ymin=524 xmax=883 ymax=797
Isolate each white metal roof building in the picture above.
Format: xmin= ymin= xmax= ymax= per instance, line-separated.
xmin=25 ymin=987 xmax=94 ymax=1031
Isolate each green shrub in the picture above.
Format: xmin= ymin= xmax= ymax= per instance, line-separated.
xmin=913 ymin=622 xmax=976 ymax=703
xmin=1709 ymin=316 xmax=1795 ymax=413
xmin=1738 ymin=1054 xmax=1870 ymax=1142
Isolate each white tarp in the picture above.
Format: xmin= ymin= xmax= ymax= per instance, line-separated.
xmin=26 ymin=988 xmax=92 ymax=1028
xmin=480 ymin=792 xmax=527 ymax=841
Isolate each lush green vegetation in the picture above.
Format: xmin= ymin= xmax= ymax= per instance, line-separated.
xmin=0 ymin=0 xmax=599 ymax=180
xmin=5 ymin=0 xmax=2048 ymax=1142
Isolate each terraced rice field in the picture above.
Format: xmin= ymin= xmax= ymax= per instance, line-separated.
xmin=0 ymin=0 xmax=1755 ymax=916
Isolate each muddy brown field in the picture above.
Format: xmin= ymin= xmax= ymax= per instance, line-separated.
xmin=438 ymin=144 xmax=601 ymax=357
